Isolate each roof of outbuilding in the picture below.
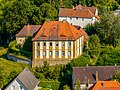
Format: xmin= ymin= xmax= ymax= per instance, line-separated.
xmin=90 ymin=81 xmax=120 ymax=90
xmin=32 ymin=21 xmax=87 ymax=41
xmin=72 ymin=66 xmax=120 ymax=84
xmin=58 ymin=4 xmax=97 ymax=18
xmin=58 ymin=8 xmax=94 ymax=18
xmin=75 ymin=4 xmax=97 ymax=14
xmin=17 ymin=67 xmax=39 ymax=90
xmin=16 ymin=25 xmax=42 ymax=37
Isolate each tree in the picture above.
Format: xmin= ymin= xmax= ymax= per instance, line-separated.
xmin=69 ymin=54 xmax=91 ymax=67
xmin=112 ymin=72 xmax=120 ymax=82
xmin=0 ymin=0 xmax=42 ymax=44
xmin=40 ymin=3 xmax=58 ymax=22
xmin=88 ymin=34 xmax=101 ymax=58
xmin=95 ymin=12 xmax=120 ymax=47
xmin=23 ymin=36 xmax=32 ymax=52
xmin=96 ymin=47 xmax=120 ymax=66
xmin=63 ymin=85 xmax=71 ymax=90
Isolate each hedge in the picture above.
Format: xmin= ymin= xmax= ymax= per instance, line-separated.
xmin=39 ymin=81 xmax=60 ymax=90
xmin=8 ymin=48 xmax=32 ymax=59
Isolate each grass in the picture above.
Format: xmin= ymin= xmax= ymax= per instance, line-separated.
xmin=0 ymin=47 xmax=29 ymax=89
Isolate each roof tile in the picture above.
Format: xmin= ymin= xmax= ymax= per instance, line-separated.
xmin=16 ymin=25 xmax=42 ymax=37
xmin=32 ymin=21 xmax=87 ymax=41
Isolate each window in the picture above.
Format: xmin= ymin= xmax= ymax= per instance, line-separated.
xmin=37 ymin=43 xmax=40 ymax=46
xmin=20 ymin=39 xmax=22 ymax=42
xmin=20 ymin=86 xmax=23 ymax=90
xmin=11 ymin=85 xmax=15 ymax=90
xmin=68 ymin=42 xmax=71 ymax=46
xmin=43 ymin=51 xmax=46 ymax=56
xmin=62 ymin=51 xmax=65 ymax=56
xmin=70 ymin=17 xmax=72 ymax=20
xmin=62 ymin=42 xmax=65 ymax=46
xmin=76 ymin=17 xmax=78 ymax=20
xmin=56 ymin=51 xmax=59 ymax=56
xmin=37 ymin=51 xmax=40 ymax=56
xmin=82 ymin=18 xmax=84 ymax=21
xmin=43 ymin=42 xmax=46 ymax=46
xmin=68 ymin=51 xmax=71 ymax=56
xmin=56 ymin=42 xmax=59 ymax=46
xmin=49 ymin=51 xmax=52 ymax=56
xmin=50 ymin=42 xmax=52 ymax=46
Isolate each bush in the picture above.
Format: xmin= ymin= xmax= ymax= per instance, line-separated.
xmin=23 ymin=36 xmax=32 ymax=52
xmin=8 ymin=40 xmax=17 ymax=49
xmin=39 ymin=81 xmax=60 ymax=90
xmin=8 ymin=48 xmax=32 ymax=59
xmin=96 ymin=47 xmax=120 ymax=66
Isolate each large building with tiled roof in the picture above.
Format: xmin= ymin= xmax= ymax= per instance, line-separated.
xmin=16 ymin=24 xmax=42 ymax=45
xmin=32 ymin=20 xmax=88 ymax=67
xmin=58 ymin=4 xmax=99 ymax=28
xmin=72 ymin=66 xmax=120 ymax=90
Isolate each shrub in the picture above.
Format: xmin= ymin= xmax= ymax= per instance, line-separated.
xmin=23 ymin=36 xmax=32 ymax=52
xmin=39 ymin=81 xmax=60 ymax=90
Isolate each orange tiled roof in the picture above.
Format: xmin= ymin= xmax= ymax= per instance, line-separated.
xmin=16 ymin=25 xmax=42 ymax=37
xmin=91 ymin=81 xmax=120 ymax=90
xmin=59 ymin=8 xmax=94 ymax=18
xmin=59 ymin=4 xmax=97 ymax=18
xmin=32 ymin=21 xmax=87 ymax=41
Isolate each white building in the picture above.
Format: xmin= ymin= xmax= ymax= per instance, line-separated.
xmin=58 ymin=4 xmax=99 ymax=28
xmin=4 ymin=68 xmax=39 ymax=90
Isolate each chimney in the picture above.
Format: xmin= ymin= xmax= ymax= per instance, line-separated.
xmin=46 ymin=19 xmax=50 ymax=22
xmin=27 ymin=23 xmax=29 ymax=27
xmin=96 ymin=71 xmax=98 ymax=81
xmin=87 ymin=79 xmax=90 ymax=88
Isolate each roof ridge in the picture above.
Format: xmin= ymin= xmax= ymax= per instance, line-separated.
xmin=67 ymin=22 xmax=76 ymax=40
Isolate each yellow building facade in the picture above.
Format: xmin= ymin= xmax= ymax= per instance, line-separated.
xmin=32 ymin=21 xmax=87 ymax=67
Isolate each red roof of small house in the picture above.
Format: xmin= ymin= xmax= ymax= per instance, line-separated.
xmin=58 ymin=4 xmax=98 ymax=18
xmin=59 ymin=8 xmax=94 ymax=18
xmin=75 ymin=4 xmax=97 ymax=15
xmin=32 ymin=21 xmax=88 ymax=41
xmin=16 ymin=25 xmax=42 ymax=37
xmin=90 ymin=81 xmax=120 ymax=90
